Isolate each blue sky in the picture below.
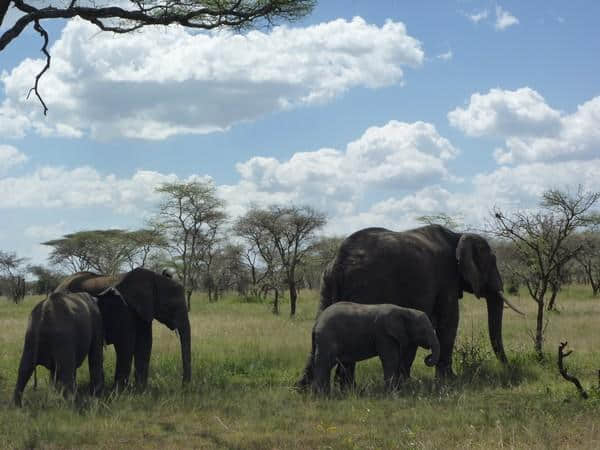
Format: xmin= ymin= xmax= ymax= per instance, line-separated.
xmin=1 ymin=1 xmax=599 ymax=265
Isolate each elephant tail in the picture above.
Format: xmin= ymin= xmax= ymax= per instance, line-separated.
xmin=13 ymin=301 xmax=46 ymax=406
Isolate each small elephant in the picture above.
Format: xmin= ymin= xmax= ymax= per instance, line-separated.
xmin=310 ymin=302 xmax=440 ymax=394
xmin=13 ymin=291 xmax=104 ymax=406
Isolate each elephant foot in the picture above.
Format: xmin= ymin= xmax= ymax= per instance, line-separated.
xmin=294 ymin=375 xmax=311 ymax=392
xmin=435 ymin=365 xmax=456 ymax=380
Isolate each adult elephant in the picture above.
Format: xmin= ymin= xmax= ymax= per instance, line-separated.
xmin=56 ymin=267 xmax=191 ymax=390
xmin=297 ymin=224 xmax=522 ymax=388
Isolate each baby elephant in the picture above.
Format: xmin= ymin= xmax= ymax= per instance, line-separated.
xmin=13 ymin=291 xmax=104 ymax=407
xmin=311 ymin=302 xmax=439 ymax=394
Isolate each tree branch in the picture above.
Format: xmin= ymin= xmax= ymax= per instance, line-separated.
xmin=25 ymin=19 xmax=50 ymax=115
xmin=558 ymin=341 xmax=588 ymax=399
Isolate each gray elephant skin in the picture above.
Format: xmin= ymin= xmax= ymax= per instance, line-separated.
xmin=56 ymin=267 xmax=191 ymax=390
xmin=298 ymin=224 xmax=522 ymax=389
xmin=13 ymin=291 xmax=104 ymax=406
xmin=310 ymin=302 xmax=440 ymax=394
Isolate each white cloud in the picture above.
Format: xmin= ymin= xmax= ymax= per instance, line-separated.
xmin=0 ymin=166 xmax=210 ymax=212
xmin=467 ymin=10 xmax=489 ymax=24
xmin=0 ymin=17 xmax=424 ymax=140
xmin=0 ymin=145 xmax=28 ymax=172
xmin=495 ymin=5 xmax=519 ymax=30
xmin=448 ymin=87 xmax=561 ymax=137
xmin=473 ymin=159 xmax=600 ymax=209
xmin=436 ymin=50 xmax=453 ymax=61
xmin=227 ymin=119 xmax=458 ymax=208
xmin=449 ymin=88 xmax=600 ymax=164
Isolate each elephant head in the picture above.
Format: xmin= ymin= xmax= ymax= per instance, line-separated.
xmin=99 ymin=268 xmax=191 ymax=384
xmin=456 ymin=234 xmax=522 ymax=364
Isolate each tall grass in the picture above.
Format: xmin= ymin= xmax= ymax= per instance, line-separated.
xmin=1 ymin=288 xmax=599 ymax=449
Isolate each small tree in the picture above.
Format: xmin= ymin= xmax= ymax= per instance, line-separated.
xmin=296 ymin=235 xmax=344 ymax=290
xmin=0 ymin=250 xmax=28 ymax=302
xmin=28 ymin=265 xmax=63 ymax=295
xmin=154 ymin=181 xmax=227 ymax=310
xmin=234 ymin=204 xmax=326 ymax=316
xmin=43 ymin=228 xmax=165 ymax=275
xmin=490 ymin=187 xmax=600 ymax=358
xmin=416 ymin=212 xmax=465 ymax=231
xmin=575 ymin=231 xmax=600 ymax=296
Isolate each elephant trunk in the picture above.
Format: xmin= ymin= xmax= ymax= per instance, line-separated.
xmin=178 ymin=316 xmax=192 ymax=385
xmin=424 ymin=325 xmax=440 ymax=367
xmin=487 ymin=293 xmax=508 ymax=364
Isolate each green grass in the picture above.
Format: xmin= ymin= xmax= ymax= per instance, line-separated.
xmin=1 ymin=289 xmax=600 ymax=449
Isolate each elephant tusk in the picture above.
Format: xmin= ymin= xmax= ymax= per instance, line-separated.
xmin=499 ymin=291 xmax=525 ymax=316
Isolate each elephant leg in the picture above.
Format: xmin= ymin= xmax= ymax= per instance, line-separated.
xmin=377 ymin=336 xmax=401 ymax=391
xmin=311 ymin=347 xmax=332 ymax=395
xmin=134 ymin=319 xmax=152 ymax=390
xmin=56 ymin=354 xmax=77 ymax=399
xmin=88 ymin=335 xmax=104 ymax=396
xmin=13 ymin=349 xmax=36 ymax=407
xmin=113 ymin=339 xmax=135 ymax=391
xmin=296 ymin=355 xmax=315 ymax=390
xmin=334 ymin=362 xmax=355 ymax=391
xmin=435 ymin=298 xmax=459 ymax=378
xmin=400 ymin=345 xmax=417 ymax=379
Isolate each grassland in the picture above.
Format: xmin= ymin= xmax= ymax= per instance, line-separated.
xmin=1 ymin=288 xmax=599 ymax=449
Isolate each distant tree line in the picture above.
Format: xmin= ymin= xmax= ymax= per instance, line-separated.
xmin=0 ymin=181 xmax=337 ymax=316
xmin=3 ymin=184 xmax=600 ymax=337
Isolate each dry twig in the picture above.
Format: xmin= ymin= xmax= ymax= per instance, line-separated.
xmin=558 ymin=341 xmax=588 ymax=399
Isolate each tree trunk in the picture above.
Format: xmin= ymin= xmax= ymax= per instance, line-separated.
xmin=547 ymin=287 xmax=559 ymax=311
xmin=289 ymin=279 xmax=297 ymax=316
xmin=535 ymin=297 xmax=545 ymax=359
xmin=272 ymin=289 xmax=279 ymax=315
xmin=186 ymin=289 xmax=192 ymax=312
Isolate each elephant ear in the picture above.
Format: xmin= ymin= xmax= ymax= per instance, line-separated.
xmin=456 ymin=234 xmax=485 ymax=299
xmin=112 ymin=269 xmax=155 ymax=323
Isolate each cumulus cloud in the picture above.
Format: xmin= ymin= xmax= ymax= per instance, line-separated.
xmin=494 ymin=6 xmax=519 ymax=30
xmin=449 ymin=88 xmax=600 ymax=164
xmin=0 ymin=145 xmax=28 ymax=172
xmin=225 ymin=120 xmax=459 ymax=214
xmin=0 ymin=17 xmax=424 ymax=140
xmin=0 ymin=166 xmax=210 ymax=212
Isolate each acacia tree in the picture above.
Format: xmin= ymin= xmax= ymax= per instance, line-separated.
xmin=416 ymin=212 xmax=465 ymax=232
xmin=28 ymin=264 xmax=63 ymax=295
xmin=43 ymin=228 xmax=164 ymax=274
xmin=575 ymin=231 xmax=600 ymax=296
xmin=234 ymin=204 xmax=326 ymax=316
xmin=234 ymin=213 xmax=285 ymax=311
xmin=0 ymin=250 xmax=28 ymax=302
xmin=0 ymin=0 xmax=314 ymax=113
xmin=154 ymin=181 xmax=227 ymax=309
xmin=296 ymin=235 xmax=343 ymax=290
xmin=489 ymin=187 xmax=600 ymax=358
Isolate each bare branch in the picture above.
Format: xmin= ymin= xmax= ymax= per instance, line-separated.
xmin=25 ymin=19 xmax=50 ymax=115
xmin=558 ymin=341 xmax=589 ymax=399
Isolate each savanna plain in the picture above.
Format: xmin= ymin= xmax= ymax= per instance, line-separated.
xmin=1 ymin=287 xmax=599 ymax=449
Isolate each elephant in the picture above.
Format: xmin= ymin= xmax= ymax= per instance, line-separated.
xmin=55 ymin=267 xmax=191 ymax=390
xmin=13 ymin=291 xmax=104 ymax=406
xmin=297 ymin=224 xmax=522 ymax=389
xmin=310 ymin=302 xmax=439 ymax=394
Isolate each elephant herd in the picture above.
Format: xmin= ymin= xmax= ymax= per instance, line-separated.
xmin=12 ymin=224 xmax=522 ymax=406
